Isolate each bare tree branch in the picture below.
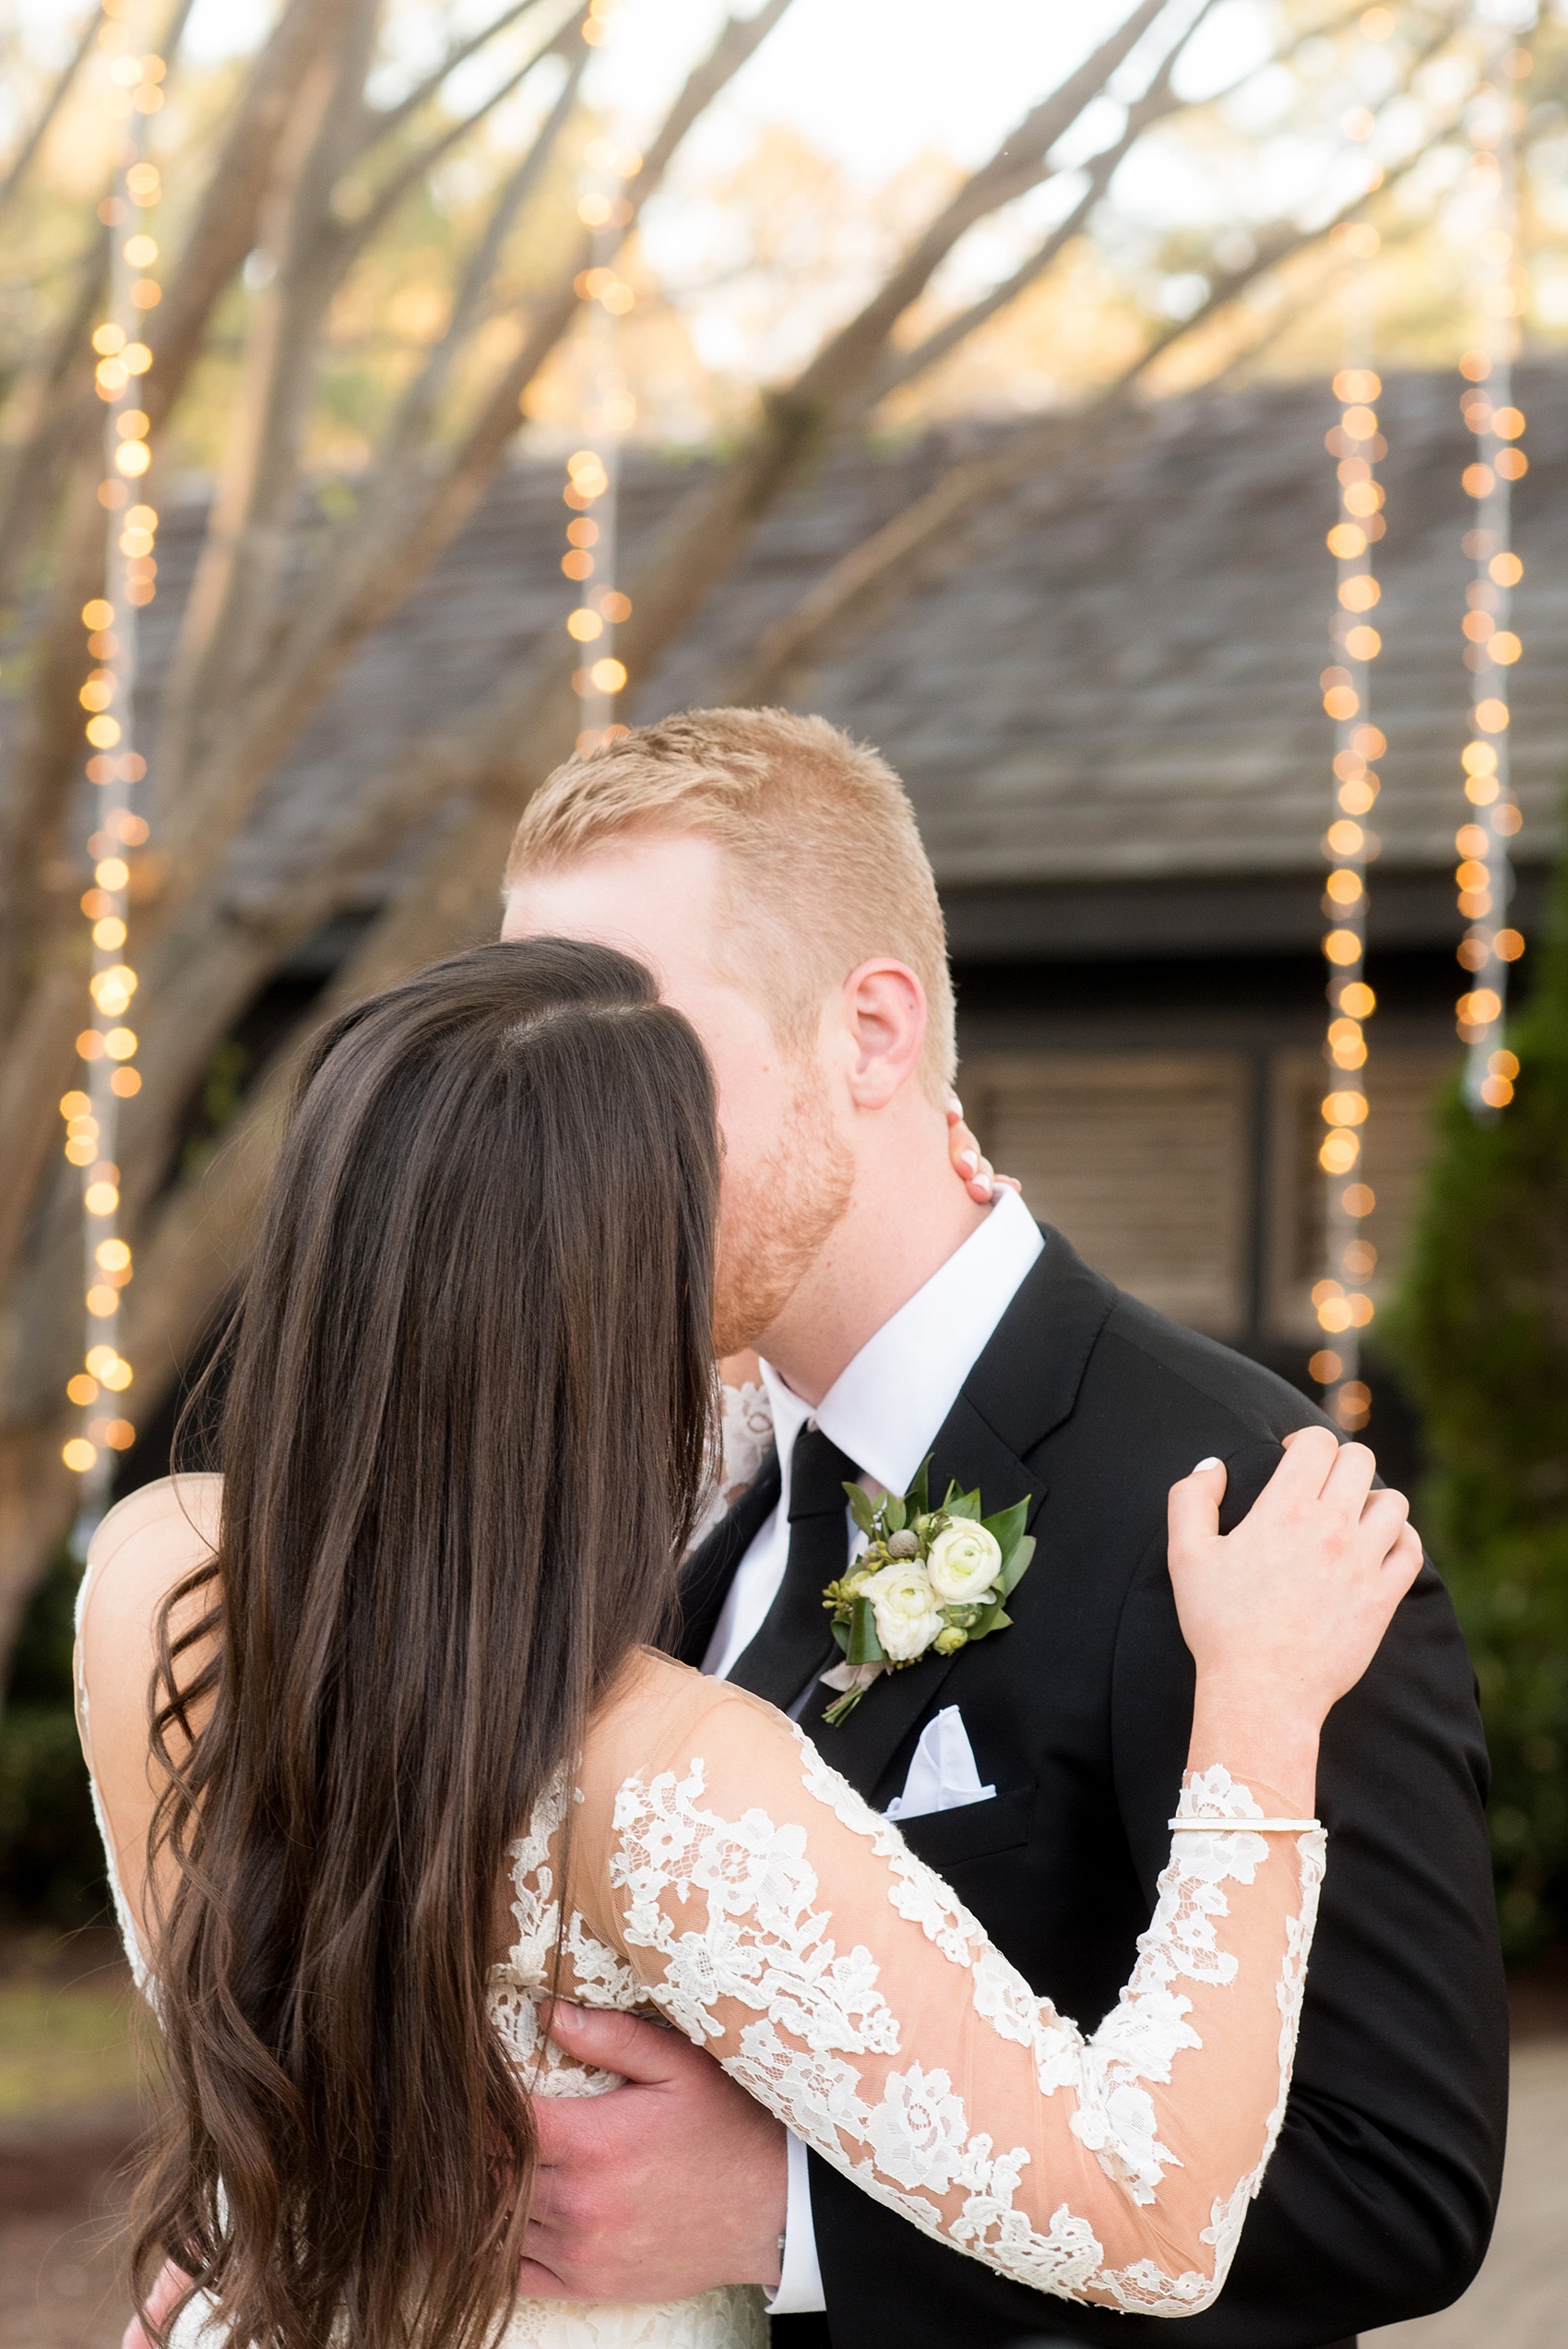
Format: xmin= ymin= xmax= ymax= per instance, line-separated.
xmin=0 ymin=0 xmax=372 ymax=1287
xmin=731 ymin=173 xmax=1457 ymax=706
xmin=352 ymin=0 xmax=554 ymax=155
xmin=0 ymin=227 xmax=107 ymax=617
xmin=0 ymin=7 xmax=98 ymax=233
xmin=380 ymin=32 xmax=592 ymax=463
xmin=157 ymin=0 xmax=382 ymax=793
xmin=143 ymin=0 xmax=370 ymax=437
xmin=138 ymin=0 xmax=797 ymax=940
xmin=106 ymin=0 xmax=1241 ymax=1179
xmin=862 ymin=12 xmax=1209 ymax=412
xmin=0 ymin=0 xmax=802 ymax=1311
xmin=336 ymin=9 xmax=579 ymax=262
xmin=779 ymin=0 xmax=1174 ymax=418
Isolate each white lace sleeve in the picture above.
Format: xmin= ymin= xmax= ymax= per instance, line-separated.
xmin=690 ymin=1380 xmax=774 ymax=1546
xmin=590 ymin=1686 xmax=1324 ymax=2316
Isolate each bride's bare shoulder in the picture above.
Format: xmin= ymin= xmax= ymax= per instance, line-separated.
xmin=579 ymin=1650 xmax=787 ymax=1805
xmin=77 ymin=1475 xmax=222 ymax=1754
xmin=79 ymin=1475 xmax=221 ymax=1645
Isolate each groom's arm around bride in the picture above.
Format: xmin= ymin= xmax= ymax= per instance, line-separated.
xmin=504 ymin=708 xmax=1507 ymax=2349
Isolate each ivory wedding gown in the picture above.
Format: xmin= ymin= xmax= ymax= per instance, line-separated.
xmin=78 ymin=1473 xmax=1324 ymax=2349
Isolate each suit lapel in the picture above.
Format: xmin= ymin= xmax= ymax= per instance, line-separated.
xmin=673 ymin=1449 xmax=781 ymax=1668
xmin=812 ymin=1227 xmax=1118 ymax=1801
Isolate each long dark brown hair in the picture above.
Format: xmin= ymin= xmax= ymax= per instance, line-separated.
xmin=133 ymin=938 xmax=719 ymax=2349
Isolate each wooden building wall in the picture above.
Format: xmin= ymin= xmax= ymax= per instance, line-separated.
xmin=964 ymin=1045 xmax=1454 ymax=1348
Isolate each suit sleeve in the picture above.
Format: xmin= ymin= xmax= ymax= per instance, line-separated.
xmin=1110 ymin=1436 xmax=1509 ymax=2344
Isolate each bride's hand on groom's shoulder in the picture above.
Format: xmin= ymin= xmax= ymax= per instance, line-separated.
xmin=945 ymin=1093 xmax=1019 ymax=1204
xmin=1166 ymin=1429 xmax=1423 ymax=1783
xmin=517 ymin=2003 xmax=787 ymax=2303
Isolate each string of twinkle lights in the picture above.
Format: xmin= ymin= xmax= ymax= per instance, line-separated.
xmin=563 ymin=4 xmax=638 ymax=756
xmin=1452 ymin=33 xmax=1531 ymax=1117
xmin=1311 ymin=104 xmax=1388 ymax=1437
xmin=60 ymin=6 xmax=165 ymax=1505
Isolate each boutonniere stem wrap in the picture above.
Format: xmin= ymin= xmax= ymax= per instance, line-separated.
xmin=818 ymin=1458 xmax=1035 ymax=1725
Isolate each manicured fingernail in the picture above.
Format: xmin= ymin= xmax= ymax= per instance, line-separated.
xmin=959 ymin=1149 xmax=979 ymax=1174
xmin=1194 ymin=1456 xmax=1221 ymax=1472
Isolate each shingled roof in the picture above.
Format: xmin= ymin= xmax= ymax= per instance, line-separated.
xmin=131 ymin=359 xmax=1568 ymax=950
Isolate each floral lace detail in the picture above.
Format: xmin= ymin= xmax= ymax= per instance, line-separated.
xmin=691 ymin=1379 xmax=776 ymax=1544
xmin=600 ymin=1720 xmax=1326 ymax=2318
xmin=483 ymin=1773 xmax=769 ymax=2349
xmin=611 ymin=1759 xmax=903 ymax=2060
xmin=490 ymin=2289 xmax=766 ymax=2349
xmin=489 ymin=1769 xmax=643 ymax=2096
xmin=794 ymin=1724 xmax=983 ymax=1967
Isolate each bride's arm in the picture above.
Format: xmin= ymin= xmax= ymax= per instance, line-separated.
xmin=573 ymin=1430 xmax=1420 ymax=2315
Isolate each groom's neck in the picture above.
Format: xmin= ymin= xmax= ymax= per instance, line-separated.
xmin=757 ymin=1099 xmax=989 ymax=1410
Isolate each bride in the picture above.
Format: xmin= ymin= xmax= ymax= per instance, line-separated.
xmin=76 ymin=937 xmax=1420 ymax=2349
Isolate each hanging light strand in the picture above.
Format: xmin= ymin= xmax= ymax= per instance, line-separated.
xmin=60 ymin=6 xmax=165 ymax=1502
xmin=1312 ymin=144 xmax=1387 ymax=1434
xmin=561 ymin=6 xmax=640 ymax=757
xmin=1454 ymin=36 xmax=1531 ymax=1115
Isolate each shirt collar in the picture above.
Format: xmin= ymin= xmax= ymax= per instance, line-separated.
xmin=761 ymin=1186 xmax=1044 ymax=1499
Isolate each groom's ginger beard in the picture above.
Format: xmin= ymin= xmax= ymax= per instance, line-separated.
xmin=713 ymin=1054 xmax=853 ymax=1360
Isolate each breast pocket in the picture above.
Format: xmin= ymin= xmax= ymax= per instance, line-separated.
xmin=893 ymin=1783 xmax=1036 ymax=1873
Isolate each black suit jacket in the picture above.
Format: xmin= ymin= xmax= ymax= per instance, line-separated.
xmin=677 ymin=1229 xmax=1507 ymax=2349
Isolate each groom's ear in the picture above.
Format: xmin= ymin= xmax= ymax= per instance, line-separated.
xmin=839 ymin=959 xmax=928 ymax=1110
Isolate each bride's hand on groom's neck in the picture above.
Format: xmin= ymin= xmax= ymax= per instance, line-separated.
xmin=945 ymin=1093 xmax=1018 ymax=1205
xmin=517 ymin=2003 xmax=787 ymax=2301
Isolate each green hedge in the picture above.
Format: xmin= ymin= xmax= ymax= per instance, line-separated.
xmin=1384 ymin=830 xmax=1568 ymax=1958
xmin=0 ymin=1545 xmax=110 ymax=1929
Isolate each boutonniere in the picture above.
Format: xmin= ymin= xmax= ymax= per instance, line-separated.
xmin=818 ymin=1458 xmax=1035 ymax=1726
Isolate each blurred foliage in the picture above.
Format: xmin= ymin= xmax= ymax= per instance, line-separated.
xmin=1384 ymin=814 xmax=1568 ymax=1959
xmin=0 ymin=1545 xmax=108 ymax=1930
xmin=180 ymin=1036 xmax=251 ymax=1181
xmin=0 ymin=1962 xmax=142 ymax=2118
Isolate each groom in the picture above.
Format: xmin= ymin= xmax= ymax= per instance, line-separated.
xmin=500 ymin=708 xmax=1506 ymax=2347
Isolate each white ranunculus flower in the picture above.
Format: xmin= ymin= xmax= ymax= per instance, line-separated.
xmin=860 ymin=1561 xmax=945 ymax=1662
xmin=925 ymin=1519 xmax=1004 ymax=1604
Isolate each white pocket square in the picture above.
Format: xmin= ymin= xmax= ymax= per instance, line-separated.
xmin=884 ymin=1705 xmax=996 ymax=1822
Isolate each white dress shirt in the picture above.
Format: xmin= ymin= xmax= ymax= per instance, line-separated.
xmin=702 ymin=1186 xmax=1045 ymax=2310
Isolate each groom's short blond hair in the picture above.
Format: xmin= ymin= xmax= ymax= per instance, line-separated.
xmin=505 ymin=708 xmax=956 ymax=1099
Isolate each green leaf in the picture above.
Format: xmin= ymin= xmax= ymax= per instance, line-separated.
xmin=982 ymin=1497 xmax=1029 ymax=1560
xmin=944 ymin=1485 xmax=983 ymax=1521
xmin=846 ymin=1594 xmax=887 ymax=1665
xmin=831 ymin=1619 xmax=849 ymax=1656
xmin=999 ymin=1532 xmax=1036 ymax=1598
xmin=843 ymin=1482 xmax=877 ymax=1535
xmin=886 ymin=1495 xmax=907 ymax=1534
xmin=908 ymin=1455 xmax=932 ymax=1516
xmin=965 ymin=1604 xmax=1013 ymax=1644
